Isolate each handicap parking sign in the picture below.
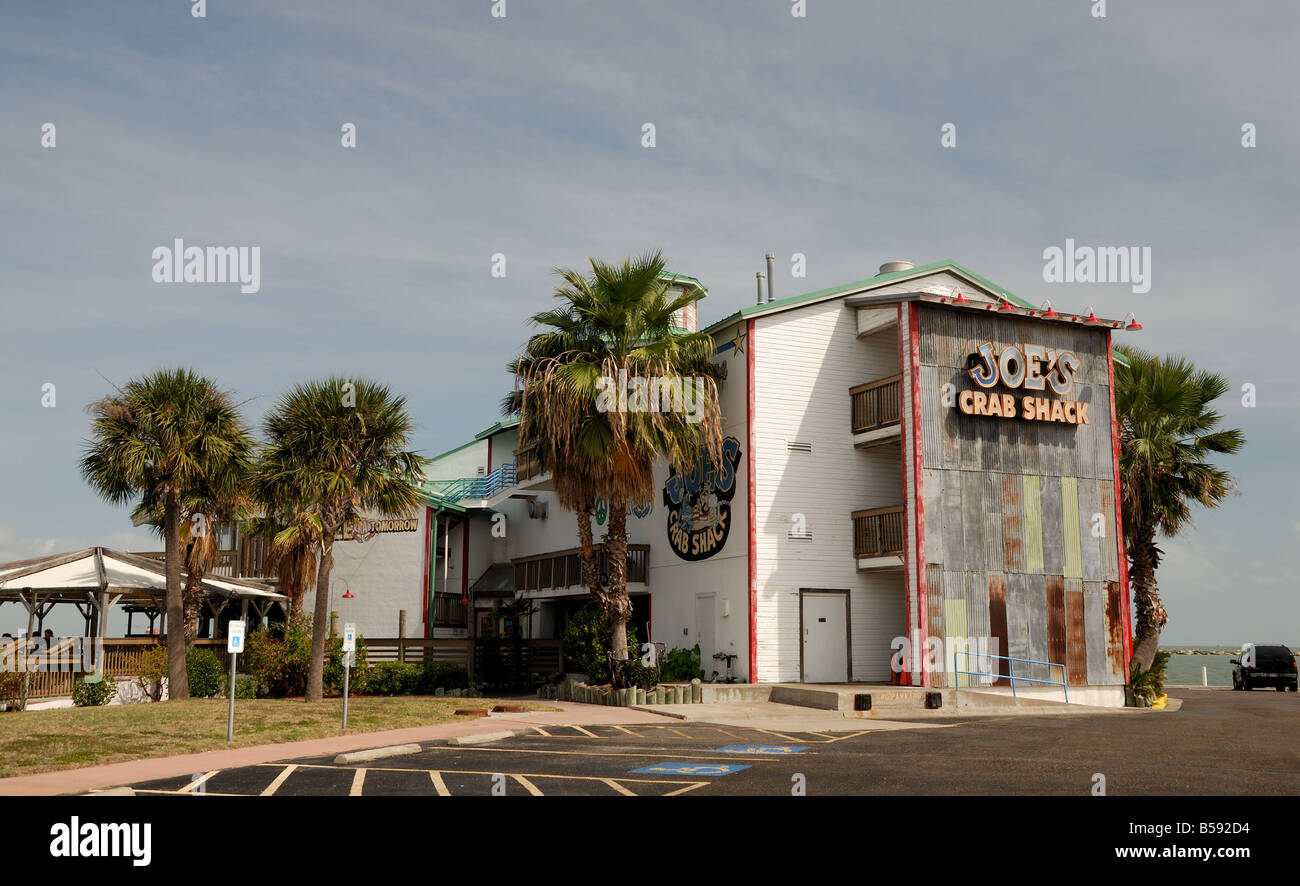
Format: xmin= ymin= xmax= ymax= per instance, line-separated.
xmin=714 ymin=745 xmax=808 ymax=755
xmin=629 ymin=762 xmax=750 ymax=776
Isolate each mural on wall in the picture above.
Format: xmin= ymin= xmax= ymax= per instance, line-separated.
xmin=663 ymin=435 xmax=741 ymax=561
xmin=632 ymin=499 xmax=653 ymax=519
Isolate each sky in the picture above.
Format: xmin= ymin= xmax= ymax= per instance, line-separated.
xmin=1 ymin=1 xmax=1296 ymax=644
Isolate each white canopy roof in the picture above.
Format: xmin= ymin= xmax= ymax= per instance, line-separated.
xmin=0 ymin=548 xmax=285 ymax=603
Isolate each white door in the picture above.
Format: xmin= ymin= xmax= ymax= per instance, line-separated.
xmin=803 ymin=592 xmax=848 ymax=683
xmin=695 ymin=594 xmax=716 ymax=678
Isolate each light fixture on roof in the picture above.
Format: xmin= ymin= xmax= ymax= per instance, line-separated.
xmin=342 ymin=587 xmax=355 ymax=599
xmin=1123 ymin=311 xmax=1143 ymax=330
xmin=952 ymin=290 xmax=968 ymax=304
xmin=1040 ymin=300 xmax=1058 ymax=318
xmin=1083 ymin=306 xmax=1100 ymax=323
xmin=998 ymin=297 xmax=1015 ymax=312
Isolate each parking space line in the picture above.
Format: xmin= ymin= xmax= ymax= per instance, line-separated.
xmin=667 ymin=728 xmax=692 ymax=738
xmin=134 ymin=788 xmax=250 ymax=797
xmin=349 ymin=769 xmax=366 ymax=797
xmin=429 ymin=771 xmax=450 ymax=796
xmin=610 ymin=725 xmax=643 ymax=737
xmin=600 ymin=778 xmax=636 ymax=796
xmin=568 ymin=724 xmax=599 ymax=738
xmin=177 ymin=770 xmax=219 ymax=794
xmin=440 ymin=746 xmax=795 ymax=763
xmin=512 ymin=774 xmax=544 ymax=796
xmin=662 ymin=782 xmax=709 ymax=796
xmin=261 ymin=764 xmax=298 ymax=797
xmin=531 ymin=726 xmax=553 ymax=737
xmin=819 ymin=731 xmax=873 ymax=743
xmin=710 ymin=727 xmax=744 ymax=738
xmin=752 ymin=727 xmax=805 ymax=742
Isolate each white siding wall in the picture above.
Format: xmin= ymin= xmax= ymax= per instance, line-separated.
xmin=753 ymin=300 xmax=905 ymax=682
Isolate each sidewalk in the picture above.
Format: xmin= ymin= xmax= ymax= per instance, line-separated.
xmin=0 ymin=701 xmax=676 ymax=797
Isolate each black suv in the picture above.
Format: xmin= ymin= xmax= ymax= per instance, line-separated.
xmin=1231 ymin=645 xmax=1298 ymax=691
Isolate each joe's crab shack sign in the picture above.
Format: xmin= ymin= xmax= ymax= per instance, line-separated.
xmin=954 ymin=340 xmax=1091 ymax=425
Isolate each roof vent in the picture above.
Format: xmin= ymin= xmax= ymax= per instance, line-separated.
xmin=878 ymin=260 xmax=915 ymax=276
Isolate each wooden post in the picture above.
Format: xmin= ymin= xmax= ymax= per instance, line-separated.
xmin=398 ymin=610 xmax=407 ymax=664
xmin=329 ymin=612 xmax=338 ymax=639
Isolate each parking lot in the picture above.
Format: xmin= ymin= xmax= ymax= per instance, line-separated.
xmin=120 ymin=690 xmax=1300 ymax=796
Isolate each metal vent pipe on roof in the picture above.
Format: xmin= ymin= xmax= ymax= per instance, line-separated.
xmin=755 ymin=271 xmax=766 ymax=305
xmin=765 ymin=253 xmax=775 ymax=302
xmin=878 ymin=260 xmax=915 ymax=275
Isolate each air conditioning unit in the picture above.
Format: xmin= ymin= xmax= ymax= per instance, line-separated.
xmin=527 ymin=500 xmax=548 ymax=519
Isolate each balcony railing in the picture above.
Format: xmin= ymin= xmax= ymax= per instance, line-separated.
xmin=435 ymin=462 xmax=518 ymax=503
xmin=513 ymin=544 xmax=649 ymax=592
xmin=852 ymin=506 xmax=906 ymax=558
xmin=849 ymin=374 xmax=902 ymax=434
xmin=515 ymin=445 xmax=545 ymax=482
xmin=432 ymin=594 xmax=469 ymax=627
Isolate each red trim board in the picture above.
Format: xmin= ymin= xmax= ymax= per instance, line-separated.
xmin=746 ymin=319 xmax=758 ymax=684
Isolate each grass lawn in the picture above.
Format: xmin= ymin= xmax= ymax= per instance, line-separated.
xmin=0 ymin=696 xmax=557 ymax=778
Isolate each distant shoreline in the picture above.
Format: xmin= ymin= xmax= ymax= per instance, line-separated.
xmin=1162 ymin=647 xmax=1297 ymax=655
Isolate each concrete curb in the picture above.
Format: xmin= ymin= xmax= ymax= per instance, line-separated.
xmin=629 ymin=705 xmax=686 ymax=720
xmin=447 ymin=730 xmax=517 ymax=746
xmin=333 ymin=744 xmax=423 ymax=765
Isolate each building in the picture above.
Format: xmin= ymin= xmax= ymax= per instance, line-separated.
xmin=302 ymin=259 xmax=1137 ymax=705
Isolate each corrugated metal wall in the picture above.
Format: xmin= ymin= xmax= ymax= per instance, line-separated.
xmin=917 ymin=305 xmax=1123 ymax=688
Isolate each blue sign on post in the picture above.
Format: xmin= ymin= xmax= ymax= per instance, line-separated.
xmin=629 ymin=763 xmax=750 ymax=776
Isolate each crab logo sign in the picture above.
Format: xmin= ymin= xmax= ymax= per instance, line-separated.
xmin=663 ymin=436 xmax=741 ymax=561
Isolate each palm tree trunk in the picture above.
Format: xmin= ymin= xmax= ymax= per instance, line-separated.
xmin=1129 ymin=530 xmax=1167 ymax=674
xmin=163 ymin=491 xmax=189 ymax=700
xmin=306 ymin=527 xmax=335 ymax=702
xmin=182 ymin=546 xmax=205 ymax=645
xmin=576 ymin=504 xmax=602 ymax=598
xmin=605 ymin=499 xmax=632 ymax=673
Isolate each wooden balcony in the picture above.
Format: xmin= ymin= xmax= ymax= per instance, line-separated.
xmin=515 ymin=445 xmax=545 ymax=482
xmin=513 ymin=544 xmax=649 ymax=593
xmin=850 ymin=374 xmax=902 ymax=448
xmin=852 ymin=505 xmax=905 ymax=568
xmin=432 ymin=594 xmax=468 ymax=628
xmin=132 ymin=535 xmax=271 ymax=580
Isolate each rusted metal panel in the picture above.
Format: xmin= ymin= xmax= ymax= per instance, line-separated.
xmin=987 ymin=572 xmax=1010 ymax=686
xmin=944 ymin=573 xmax=968 ymax=686
xmin=941 ymin=396 xmax=962 ymax=470
xmin=1065 ymin=580 xmax=1087 ymax=686
xmin=1001 ymin=473 xmax=1024 ymax=573
xmin=941 ymin=469 xmax=965 ymax=571
xmin=1083 ymin=580 xmax=1110 ymax=684
xmin=1046 ymin=575 xmax=1068 ymax=686
xmin=918 ymin=312 xmax=940 ymax=365
xmin=964 ymin=570 xmax=991 ymax=686
xmin=1021 ymin=474 xmax=1045 ymax=574
xmin=1091 ymin=385 xmax=1113 ymax=481
xmin=927 ymin=565 xmax=945 ymax=687
xmin=1079 ymin=477 xmax=1102 ymax=581
xmin=1040 ymin=474 xmax=1064 ymax=575
xmin=1061 ymin=477 xmax=1082 ymax=578
xmin=1023 ymin=573 xmax=1051 ymax=684
xmin=979 ymin=409 xmax=1002 ymax=474
xmin=959 ymin=408 xmax=980 ymax=471
xmin=1020 ymin=417 xmax=1041 ymax=475
xmin=923 ymin=469 xmax=943 ymax=566
xmin=920 ymin=365 xmax=944 ymax=467
xmin=960 ymin=470 xmax=985 ymax=572
xmin=1103 ymin=581 xmax=1126 ymax=683
xmin=1004 ymin=571 xmax=1031 ymax=667
xmin=1098 ymin=480 xmax=1118 ymax=580
xmin=982 ymin=471 xmax=1003 ymax=574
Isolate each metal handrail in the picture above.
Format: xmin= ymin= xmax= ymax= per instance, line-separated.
xmin=439 ymin=462 xmax=517 ymax=502
xmin=954 ymin=650 xmax=1069 ymax=703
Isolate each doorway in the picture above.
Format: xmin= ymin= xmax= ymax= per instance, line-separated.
xmin=801 ymin=589 xmax=850 ymax=683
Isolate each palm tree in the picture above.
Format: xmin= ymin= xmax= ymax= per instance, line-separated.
xmin=252 ymin=509 xmax=323 ymax=619
xmin=131 ymin=488 xmax=251 ymax=644
xmin=255 ymin=378 xmax=425 ymax=702
xmin=507 ymin=251 xmax=724 ymax=681
xmin=1115 ymin=346 xmax=1245 ymax=673
xmin=81 ymin=368 xmax=254 ymax=699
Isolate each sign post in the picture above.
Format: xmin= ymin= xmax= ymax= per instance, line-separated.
xmin=342 ymin=623 xmax=356 ymax=730
xmin=226 ymin=620 xmax=245 ymax=742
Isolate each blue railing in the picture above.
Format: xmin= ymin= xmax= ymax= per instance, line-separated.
xmin=953 ymin=651 xmax=1069 ymax=703
xmin=436 ymin=462 xmax=517 ymax=503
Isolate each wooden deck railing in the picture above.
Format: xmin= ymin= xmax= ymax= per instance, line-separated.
xmin=474 ymin=639 xmax=563 ymax=676
xmin=850 ymin=374 xmax=902 ymax=434
xmin=852 ymin=505 xmax=906 ymax=558
xmin=513 ymin=544 xmax=649 ymax=592
xmin=514 ymin=446 xmax=545 ymax=482
xmin=431 ymin=595 xmax=468 ymax=627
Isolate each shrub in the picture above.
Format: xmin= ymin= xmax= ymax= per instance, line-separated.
xmin=234 ymin=676 xmax=257 ymax=699
xmin=72 ymin=677 xmax=117 ymax=707
xmin=187 ymin=646 xmax=227 ymax=698
xmin=617 ymin=656 xmax=659 ymax=690
xmin=1129 ymin=649 xmax=1170 ymax=706
xmin=562 ymin=604 xmax=638 ymax=685
xmin=245 ymin=616 xmax=313 ymax=697
xmin=415 ymin=661 xmax=469 ymax=694
xmin=324 ymin=634 xmax=369 ymax=695
xmin=366 ymin=662 xmax=419 ymax=696
xmin=135 ymin=645 xmax=167 ymax=702
xmin=660 ymin=644 xmax=705 ymax=682
xmin=0 ymin=671 xmax=26 ymax=711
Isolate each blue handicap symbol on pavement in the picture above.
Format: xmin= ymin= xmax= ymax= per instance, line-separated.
xmin=714 ymin=745 xmax=808 ymax=755
xmin=629 ymin=762 xmax=750 ymax=776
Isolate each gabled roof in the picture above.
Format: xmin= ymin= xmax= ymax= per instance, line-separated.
xmin=660 ymin=269 xmax=707 ymax=298
xmin=0 ymin=548 xmax=285 ymax=602
xmin=475 ymin=417 xmax=520 ymax=440
xmin=702 ymin=260 xmax=1035 ymax=335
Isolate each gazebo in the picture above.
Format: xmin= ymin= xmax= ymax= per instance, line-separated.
xmin=0 ymin=546 xmax=286 ymax=648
